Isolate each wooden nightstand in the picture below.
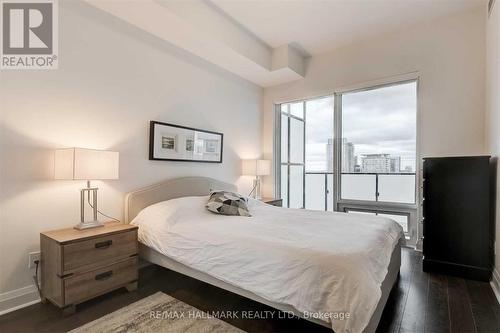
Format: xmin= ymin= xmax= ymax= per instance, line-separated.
xmin=40 ymin=222 xmax=138 ymax=314
xmin=260 ymin=197 xmax=283 ymax=207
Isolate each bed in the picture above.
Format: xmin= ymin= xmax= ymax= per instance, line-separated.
xmin=125 ymin=177 xmax=403 ymax=333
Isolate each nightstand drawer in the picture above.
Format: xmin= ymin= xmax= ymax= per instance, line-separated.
xmin=64 ymin=256 xmax=138 ymax=305
xmin=63 ymin=230 xmax=137 ymax=272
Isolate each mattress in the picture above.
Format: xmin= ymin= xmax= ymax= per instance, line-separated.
xmin=131 ymin=196 xmax=404 ymax=332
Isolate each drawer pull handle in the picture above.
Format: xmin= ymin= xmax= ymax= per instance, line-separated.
xmin=95 ymin=271 xmax=113 ymax=281
xmin=95 ymin=240 xmax=112 ymax=249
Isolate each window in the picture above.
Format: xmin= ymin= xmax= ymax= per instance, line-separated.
xmin=338 ymin=81 xmax=417 ymax=242
xmin=340 ymin=82 xmax=417 ymax=204
xmin=280 ymin=103 xmax=305 ymax=208
xmin=305 ymin=97 xmax=334 ymax=211
xmin=278 ymin=97 xmax=334 ymax=210
xmin=275 ymin=79 xmax=418 ymax=245
xmin=344 ymin=208 xmax=410 ymax=238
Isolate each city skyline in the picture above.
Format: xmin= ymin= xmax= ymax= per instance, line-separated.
xmin=306 ymin=82 xmax=417 ymax=173
xmin=312 ymin=138 xmax=415 ymax=173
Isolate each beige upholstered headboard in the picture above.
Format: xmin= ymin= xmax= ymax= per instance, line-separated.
xmin=124 ymin=176 xmax=237 ymax=223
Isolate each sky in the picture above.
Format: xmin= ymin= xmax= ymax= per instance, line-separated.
xmin=300 ymin=81 xmax=417 ymax=172
xmin=304 ymin=97 xmax=334 ymax=171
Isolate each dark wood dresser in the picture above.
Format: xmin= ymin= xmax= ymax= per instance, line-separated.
xmin=40 ymin=222 xmax=138 ymax=313
xmin=422 ymin=156 xmax=494 ymax=281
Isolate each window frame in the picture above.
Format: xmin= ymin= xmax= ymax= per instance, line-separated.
xmin=340 ymin=205 xmax=414 ymax=240
xmin=334 ymin=78 xmax=420 ymax=246
xmin=276 ymin=102 xmax=306 ymax=208
xmin=273 ymin=74 xmax=421 ymax=247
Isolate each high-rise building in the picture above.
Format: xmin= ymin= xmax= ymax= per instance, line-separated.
xmin=361 ymin=154 xmax=401 ymax=173
xmin=342 ymin=139 xmax=356 ymax=172
xmin=389 ymin=156 xmax=401 ymax=173
xmin=325 ymin=138 xmax=356 ymax=173
xmin=326 ymin=138 xmax=334 ymax=172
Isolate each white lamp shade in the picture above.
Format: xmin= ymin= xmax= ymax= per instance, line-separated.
xmin=54 ymin=148 xmax=119 ymax=180
xmin=242 ymin=159 xmax=271 ymax=176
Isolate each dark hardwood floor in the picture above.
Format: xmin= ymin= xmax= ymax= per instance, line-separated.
xmin=1 ymin=248 xmax=499 ymax=333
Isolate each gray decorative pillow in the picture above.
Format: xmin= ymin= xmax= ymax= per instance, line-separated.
xmin=206 ymin=191 xmax=251 ymax=217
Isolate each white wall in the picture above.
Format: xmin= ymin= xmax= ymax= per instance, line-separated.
xmin=485 ymin=0 xmax=500 ymax=297
xmin=262 ymin=8 xmax=486 ymax=220
xmin=0 ymin=1 xmax=262 ymax=305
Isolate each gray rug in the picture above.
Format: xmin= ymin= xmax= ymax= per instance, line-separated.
xmin=69 ymin=292 xmax=244 ymax=333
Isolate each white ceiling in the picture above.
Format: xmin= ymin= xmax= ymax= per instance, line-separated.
xmin=211 ymin=0 xmax=486 ymax=56
xmin=87 ymin=0 xmax=308 ymax=86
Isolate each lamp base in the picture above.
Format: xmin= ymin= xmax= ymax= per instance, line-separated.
xmin=74 ymin=220 xmax=104 ymax=230
xmin=252 ymin=177 xmax=262 ymax=199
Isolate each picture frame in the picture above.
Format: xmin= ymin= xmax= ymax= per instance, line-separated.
xmin=149 ymin=121 xmax=223 ymax=163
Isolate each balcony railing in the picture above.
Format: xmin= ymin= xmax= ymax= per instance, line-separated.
xmin=304 ymin=172 xmax=416 ymax=211
xmin=341 ymin=172 xmax=416 ymax=204
xmin=305 ymin=172 xmax=334 ymax=211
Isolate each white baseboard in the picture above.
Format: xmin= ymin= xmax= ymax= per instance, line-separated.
xmin=491 ymin=268 xmax=500 ymax=305
xmin=0 ymin=285 xmax=40 ymax=316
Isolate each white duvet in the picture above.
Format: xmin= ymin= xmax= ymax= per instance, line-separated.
xmin=131 ymin=196 xmax=404 ymax=333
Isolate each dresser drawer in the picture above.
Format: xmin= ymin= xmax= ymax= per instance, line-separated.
xmin=63 ymin=230 xmax=137 ymax=272
xmin=64 ymin=256 xmax=138 ymax=305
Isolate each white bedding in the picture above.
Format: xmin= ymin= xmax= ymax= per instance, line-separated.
xmin=131 ymin=196 xmax=404 ymax=333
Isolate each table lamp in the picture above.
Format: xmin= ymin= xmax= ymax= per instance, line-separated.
xmin=241 ymin=159 xmax=271 ymax=199
xmin=54 ymin=148 xmax=119 ymax=230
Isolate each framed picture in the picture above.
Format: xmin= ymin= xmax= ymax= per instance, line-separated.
xmin=161 ymin=134 xmax=177 ymax=151
xmin=149 ymin=121 xmax=223 ymax=163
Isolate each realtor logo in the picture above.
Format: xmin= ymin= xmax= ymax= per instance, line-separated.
xmin=1 ymin=0 xmax=58 ymax=69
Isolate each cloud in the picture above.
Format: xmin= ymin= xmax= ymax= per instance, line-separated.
xmin=305 ymin=96 xmax=334 ymax=143
xmin=298 ymin=81 xmax=417 ymax=172
xmin=342 ymin=82 xmax=417 ymax=152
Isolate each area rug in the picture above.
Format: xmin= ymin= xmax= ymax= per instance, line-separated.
xmin=69 ymin=292 xmax=244 ymax=333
